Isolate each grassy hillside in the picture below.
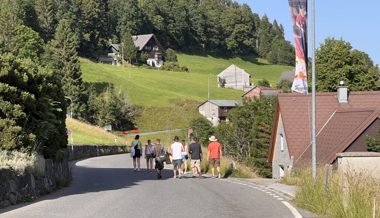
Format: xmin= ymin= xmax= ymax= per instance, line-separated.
xmin=66 ymin=118 xmax=128 ymax=145
xmin=81 ymin=58 xmax=242 ymax=107
xmin=80 ymin=54 xmax=292 ymax=131
xmin=177 ymin=53 xmax=293 ymax=85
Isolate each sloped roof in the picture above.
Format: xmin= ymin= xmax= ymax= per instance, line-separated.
xmin=132 ymin=34 xmax=154 ymax=51
xmin=217 ymin=64 xmax=250 ymax=78
xmin=268 ymin=91 xmax=380 ymax=164
xmin=242 ymin=86 xmax=282 ymax=97
xmin=198 ymin=100 xmax=240 ymax=108
xmin=297 ymin=109 xmax=380 ymax=165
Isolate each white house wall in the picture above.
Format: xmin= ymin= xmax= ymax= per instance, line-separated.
xmin=198 ymin=102 xmax=219 ymax=126
xmin=272 ymin=113 xmax=292 ymax=179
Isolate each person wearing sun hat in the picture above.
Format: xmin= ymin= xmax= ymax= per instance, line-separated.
xmin=207 ymin=135 xmax=222 ymax=178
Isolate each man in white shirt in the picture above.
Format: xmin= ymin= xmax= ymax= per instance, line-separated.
xmin=170 ymin=136 xmax=183 ymax=179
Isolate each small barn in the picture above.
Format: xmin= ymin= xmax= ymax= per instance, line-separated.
xmin=198 ymin=100 xmax=240 ymax=126
xmin=217 ymin=64 xmax=251 ymax=90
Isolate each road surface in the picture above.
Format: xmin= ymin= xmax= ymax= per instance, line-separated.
xmin=0 ymin=154 xmax=299 ymax=218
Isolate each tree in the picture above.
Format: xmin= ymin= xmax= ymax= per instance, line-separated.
xmin=122 ymin=32 xmax=137 ymax=64
xmin=366 ymin=128 xmax=380 ymax=152
xmin=0 ymin=54 xmax=67 ymax=159
xmin=11 ymin=24 xmax=44 ymax=62
xmin=257 ymin=15 xmax=274 ymax=57
xmin=190 ymin=117 xmax=213 ymax=146
xmin=267 ymin=38 xmax=294 ymax=65
xmin=165 ymin=48 xmax=177 ymax=62
xmin=257 ymin=79 xmax=270 ymax=87
xmin=315 ymin=38 xmax=379 ymax=92
xmin=277 ymin=79 xmax=292 ymax=92
xmin=35 ymin=0 xmax=56 ymax=41
xmin=48 ymin=18 xmax=84 ymax=118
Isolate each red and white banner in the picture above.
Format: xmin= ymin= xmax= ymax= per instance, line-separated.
xmin=288 ymin=0 xmax=308 ymax=94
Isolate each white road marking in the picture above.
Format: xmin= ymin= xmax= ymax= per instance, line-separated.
xmin=282 ymin=201 xmax=303 ymax=218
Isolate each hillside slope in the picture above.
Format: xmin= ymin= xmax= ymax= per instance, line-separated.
xmin=80 ymin=54 xmax=292 ymax=131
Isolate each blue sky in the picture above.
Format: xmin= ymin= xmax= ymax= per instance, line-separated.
xmin=238 ymin=0 xmax=380 ymax=65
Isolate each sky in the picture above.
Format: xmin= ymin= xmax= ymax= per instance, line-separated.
xmin=238 ymin=0 xmax=380 ymax=65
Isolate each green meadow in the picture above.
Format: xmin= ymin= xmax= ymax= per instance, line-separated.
xmin=80 ymin=54 xmax=292 ymax=131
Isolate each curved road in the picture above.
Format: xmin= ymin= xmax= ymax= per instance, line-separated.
xmin=1 ymin=155 xmax=298 ymax=218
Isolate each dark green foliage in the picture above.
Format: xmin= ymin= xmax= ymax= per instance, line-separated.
xmin=277 ymin=79 xmax=292 ymax=92
xmin=366 ymin=128 xmax=380 ymax=152
xmin=86 ymin=84 xmax=137 ymax=130
xmin=35 ymin=0 xmax=56 ymax=41
xmin=122 ymin=32 xmax=137 ymax=64
xmin=190 ymin=117 xmax=213 ymax=146
xmin=214 ymin=97 xmax=276 ymax=177
xmin=165 ymin=48 xmax=177 ymax=62
xmin=11 ymin=24 xmax=44 ymax=62
xmin=315 ymin=38 xmax=379 ymax=92
xmin=0 ymin=54 xmax=67 ymax=158
xmin=257 ymin=79 xmax=270 ymax=87
xmin=161 ymin=62 xmax=189 ymax=72
xmin=47 ymin=18 xmax=85 ymax=119
xmin=267 ymin=38 xmax=294 ymax=65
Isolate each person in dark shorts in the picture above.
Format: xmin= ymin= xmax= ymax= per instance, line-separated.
xmin=207 ymin=136 xmax=222 ymax=178
xmin=154 ymin=139 xmax=165 ymax=179
xmin=131 ymin=135 xmax=142 ymax=171
xmin=188 ymin=137 xmax=202 ymax=178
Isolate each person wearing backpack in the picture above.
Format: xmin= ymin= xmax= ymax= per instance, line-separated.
xmin=131 ymin=135 xmax=142 ymax=171
xmin=153 ymin=139 xmax=165 ymax=179
xmin=145 ymin=139 xmax=155 ymax=172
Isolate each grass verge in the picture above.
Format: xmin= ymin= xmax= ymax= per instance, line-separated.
xmin=282 ymin=168 xmax=380 ymax=218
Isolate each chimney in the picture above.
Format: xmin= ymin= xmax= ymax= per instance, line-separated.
xmin=337 ymin=81 xmax=348 ymax=103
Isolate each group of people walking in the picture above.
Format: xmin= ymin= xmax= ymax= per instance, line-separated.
xmin=129 ymin=134 xmax=222 ymax=179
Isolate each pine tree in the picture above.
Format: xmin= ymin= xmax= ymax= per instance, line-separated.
xmin=122 ymin=32 xmax=137 ymax=64
xmin=48 ymin=18 xmax=84 ymax=118
xmin=35 ymin=0 xmax=56 ymax=41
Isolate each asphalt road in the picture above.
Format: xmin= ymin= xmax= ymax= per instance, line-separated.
xmin=0 ymin=154 xmax=298 ymax=218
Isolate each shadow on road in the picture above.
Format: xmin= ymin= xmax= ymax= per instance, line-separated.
xmin=0 ymin=165 xmax=173 ymax=214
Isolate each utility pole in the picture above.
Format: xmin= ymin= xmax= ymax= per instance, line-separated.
xmin=311 ymin=0 xmax=317 ymax=181
xmin=208 ymin=73 xmax=210 ymax=100
xmin=121 ymin=42 xmax=124 ymax=67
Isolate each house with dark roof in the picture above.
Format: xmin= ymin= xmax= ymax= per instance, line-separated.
xmin=100 ymin=34 xmax=164 ymax=67
xmin=242 ymin=86 xmax=282 ymax=101
xmin=198 ymin=100 xmax=240 ymax=126
xmin=268 ymin=85 xmax=380 ymax=179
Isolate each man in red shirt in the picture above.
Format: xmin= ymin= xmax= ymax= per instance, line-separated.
xmin=207 ymin=135 xmax=222 ymax=178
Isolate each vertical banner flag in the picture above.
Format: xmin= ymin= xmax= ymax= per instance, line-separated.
xmin=288 ymin=0 xmax=308 ymax=94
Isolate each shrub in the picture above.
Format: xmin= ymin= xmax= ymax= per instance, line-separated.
xmin=165 ymin=48 xmax=177 ymax=62
xmin=0 ymin=150 xmax=45 ymax=176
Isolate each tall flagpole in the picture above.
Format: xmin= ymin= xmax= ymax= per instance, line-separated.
xmin=311 ymin=0 xmax=317 ymax=181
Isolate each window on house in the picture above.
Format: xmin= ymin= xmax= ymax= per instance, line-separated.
xmin=280 ymin=133 xmax=284 ymax=151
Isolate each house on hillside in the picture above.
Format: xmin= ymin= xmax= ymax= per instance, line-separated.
xmin=268 ymin=84 xmax=380 ymax=179
xmin=217 ymin=64 xmax=252 ymax=90
xmin=100 ymin=34 xmax=164 ymax=67
xmin=198 ymin=100 xmax=240 ymax=126
xmin=242 ymin=86 xmax=282 ymax=101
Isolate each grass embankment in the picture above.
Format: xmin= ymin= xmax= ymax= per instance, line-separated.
xmin=282 ymin=168 xmax=380 ymax=218
xmin=66 ymin=118 xmax=128 ymax=145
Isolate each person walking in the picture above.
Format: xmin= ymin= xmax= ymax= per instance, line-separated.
xmin=207 ymin=135 xmax=222 ymax=178
xmin=170 ymin=136 xmax=182 ymax=179
xmin=188 ymin=137 xmax=202 ymax=178
xmin=153 ymin=139 xmax=165 ymax=179
xmin=145 ymin=139 xmax=155 ymax=172
xmin=180 ymin=140 xmax=189 ymax=174
xmin=131 ymin=135 xmax=142 ymax=171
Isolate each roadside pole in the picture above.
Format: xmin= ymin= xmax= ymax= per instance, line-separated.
xmin=311 ymin=0 xmax=317 ymax=181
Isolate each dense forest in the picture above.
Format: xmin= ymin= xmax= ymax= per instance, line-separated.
xmin=0 ymin=0 xmax=294 ymax=65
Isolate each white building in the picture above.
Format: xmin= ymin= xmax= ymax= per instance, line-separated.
xmin=217 ymin=64 xmax=252 ymax=90
xmin=198 ymin=100 xmax=240 ymax=126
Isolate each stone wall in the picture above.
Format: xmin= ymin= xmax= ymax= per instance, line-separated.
xmin=68 ymin=145 xmax=128 ymax=160
xmin=337 ymin=152 xmax=380 ymax=179
xmin=0 ymin=160 xmax=70 ymax=208
xmin=0 ymin=145 xmax=128 ymax=208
